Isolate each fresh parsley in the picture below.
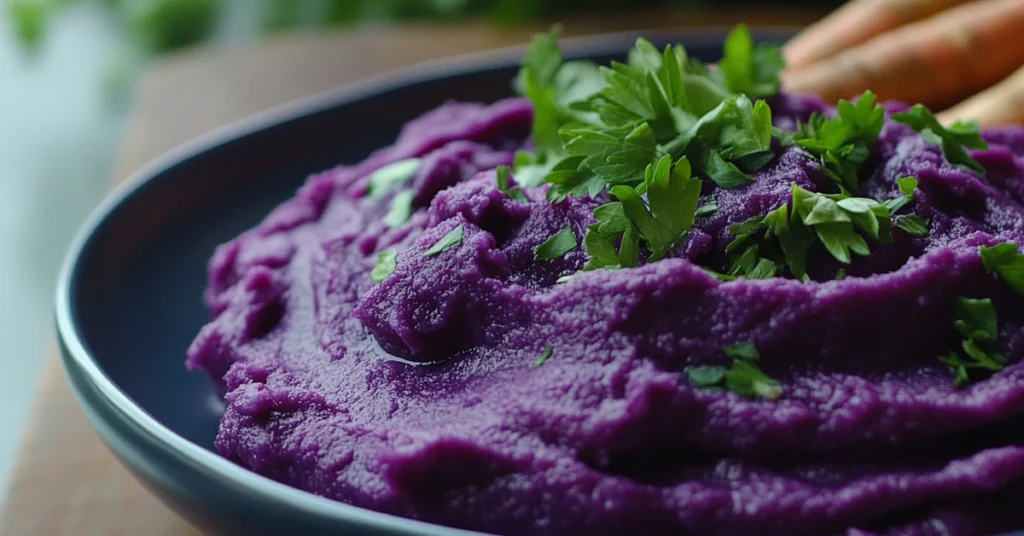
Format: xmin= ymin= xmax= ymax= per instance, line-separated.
xmin=685 ymin=342 xmax=782 ymax=400
xmin=980 ymin=243 xmax=1024 ymax=296
xmin=422 ymin=225 xmax=464 ymax=257
xmin=891 ymin=104 xmax=989 ymax=174
xmin=515 ymin=27 xmax=785 ymax=206
xmin=370 ymin=249 xmax=398 ymax=284
xmin=367 ymin=158 xmax=421 ymax=200
xmin=794 ymin=91 xmax=885 ymax=193
xmin=383 ymin=190 xmax=415 ymax=228
xmin=496 ymin=165 xmax=529 ymax=203
xmin=893 ymin=214 xmax=929 ymax=237
xmin=696 ymin=195 xmax=718 ymax=217
xmin=939 ymin=297 xmax=1006 ymax=387
xmin=533 ymin=346 xmax=553 ymax=367
xmin=581 ymin=155 xmax=701 ymax=268
xmin=716 ymin=24 xmax=786 ymax=98
xmin=535 ymin=225 xmax=579 ymax=261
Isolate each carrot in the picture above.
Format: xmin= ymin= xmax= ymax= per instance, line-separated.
xmin=784 ymin=0 xmax=969 ymax=70
xmin=782 ymin=0 xmax=1024 ymax=109
xmin=938 ymin=64 xmax=1024 ymax=126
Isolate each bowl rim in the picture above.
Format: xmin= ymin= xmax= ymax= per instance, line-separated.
xmin=54 ymin=26 xmax=795 ymax=534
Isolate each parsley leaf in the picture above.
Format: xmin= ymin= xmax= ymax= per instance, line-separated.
xmin=422 ymin=225 xmax=464 ymax=257
xmin=980 ymin=243 xmax=1024 ymax=296
xmin=717 ymin=24 xmax=786 ymax=98
xmin=496 ymin=165 xmax=511 ymax=192
xmin=609 ymin=155 xmax=701 ymax=261
xmin=383 ymin=190 xmax=415 ymax=228
xmin=532 ymin=346 xmax=553 ymax=367
xmin=517 ymin=27 xmax=784 ymax=208
xmin=516 ymin=26 xmax=602 ymax=156
xmin=496 ymin=164 xmax=529 ymax=203
xmin=686 ymin=365 xmax=727 ymax=386
xmin=370 ymin=249 xmax=397 ymax=284
xmin=696 ymin=195 xmax=718 ymax=217
xmin=883 ymin=176 xmax=919 ymax=213
xmin=582 ymin=202 xmax=634 ymax=270
xmin=940 ymin=296 xmax=1006 ymax=387
xmin=368 ymin=158 xmax=421 ymax=200
xmin=792 ymin=184 xmax=891 ymax=263
xmin=794 ymin=91 xmax=885 ymax=193
xmin=685 ymin=342 xmax=782 ymax=400
xmin=891 ymin=104 xmax=989 ymax=174
xmin=894 ymin=214 xmax=929 ymax=237
xmin=670 ymin=95 xmax=774 ymax=189
xmin=535 ymin=225 xmax=578 ymax=261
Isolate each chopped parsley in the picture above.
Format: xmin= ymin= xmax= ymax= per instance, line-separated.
xmin=514 ymin=27 xmax=784 ymax=205
xmin=696 ymin=195 xmax=718 ymax=217
xmin=370 ymin=249 xmax=398 ymax=283
xmin=535 ymin=225 xmax=578 ymax=261
xmin=980 ymin=242 xmax=1024 ymax=296
xmin=939 ymin=297 xmax=1006 ymax=387
xmin=533 ymin=346 xmax=553 ymax=367
xmin=893 ymin=214 xmax=929 ymax=237
xmin=716 ymin=24 xmax=786 ymax=98
xmin=495 ymin=165 xmax=529 ymax=202
xmin=685 ymin=342 xmax=782 ymax=400
xmin=794 ymin=91 xmax=885 ymax=193
xmin=891 ymin=104 xmax=989 ymax=174
xmin=582 ymin=155 xmax=701 ymax=268
xmin=383 ymin=190 xmax=415 ymax=228
xmin=422 ymin=225 xmax=464 ymax=257
xmin=367 ymin=158 xmax=421 ymax=200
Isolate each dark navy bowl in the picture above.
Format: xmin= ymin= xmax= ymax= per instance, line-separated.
xmin=53 ymin=28 xmax=832 ymax=536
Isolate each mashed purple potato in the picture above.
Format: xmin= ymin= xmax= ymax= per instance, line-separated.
xmin=187 ymin=93 xmax=1024 ymax=535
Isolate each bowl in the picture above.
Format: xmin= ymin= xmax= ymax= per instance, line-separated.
xmin=54 ymin=29 xmax=790 ymax=536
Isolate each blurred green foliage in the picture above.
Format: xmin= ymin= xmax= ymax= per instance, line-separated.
xmin=8 ymin=0 xmax=708 ymax=56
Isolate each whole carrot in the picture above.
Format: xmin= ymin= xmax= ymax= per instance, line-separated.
xmin=938 ymin=65 xmax=1024 ymax=126
xmin=782 ymin=0 xmax=1024 ymax=109
xmin=785 ymin=0 xmax=969 ymax=70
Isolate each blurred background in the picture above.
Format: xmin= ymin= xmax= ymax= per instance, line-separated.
xmin=0 ymin=0 xmax=843 ymax=502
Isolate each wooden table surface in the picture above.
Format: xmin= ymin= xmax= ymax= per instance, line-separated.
xmin=0 ymin=10 xmax=824 ymax=535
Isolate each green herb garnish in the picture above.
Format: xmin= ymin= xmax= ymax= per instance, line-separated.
xmin=980 ymin=243 xmax=1024 ymax=296
xmin=515 ymin=27 xmax=784 ymax=206
xmin=939 ymin=297 xmax=1006 ymax=387
xmin=370 ymin=249 xmax=398 ymax=283
xmin=422 ymin=225 xmax=464 ymax=257
xmin=893 ymin=214 xmax=929 ymax=237
xmin=496 ymin=164 xmax=529 ymax=203
xmin=368 ymin=158 xmax=421 ymax=200
xmin=580 ymin=155 xmax=701 ymax=268
xmin=685 ymin=342 xmax=782 ymax=400
xmin=383 ymin=190 xmax=415 ymax=228
xmin=891 ymin=104 xmax=989 ymax=174
xmin=716 ymin=24 xmax=786 ymax=98
xmin=535 ymin=225 xmax=578 ymax=261
xmin=794 ymin=91 xmax=885 ymax=193
xmin=533 ymin=346 xmax=553 ymax=367
xmin=696 ymin=195 xmax=718 ymax=217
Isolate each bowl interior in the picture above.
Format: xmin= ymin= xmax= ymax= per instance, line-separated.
xmin=66 ymin=33 xmax=758 ymax=453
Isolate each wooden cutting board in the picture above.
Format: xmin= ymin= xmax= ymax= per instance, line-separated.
xmin=0 ymin=10 xmax=822 ymax=535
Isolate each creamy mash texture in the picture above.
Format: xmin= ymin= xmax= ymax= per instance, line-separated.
xmin=187 ymin=29 xmax=1024 ymax=536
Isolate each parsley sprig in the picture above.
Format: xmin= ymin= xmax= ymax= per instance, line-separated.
xmin=582 ymin=155 xmax=701 ymax=269
xmin=686 ymin=342 xmax=782 ymax=400
xmin=939 ymin=297 xmax=1006 ymax=387
xmin=981 ymin=243 xmax=1024 ymax=296
xmin=727 ymin=177 xmax=926 ymax=279
xmin=792 ymin=91 xmax=885 ymax=193
xmin=891 ymin=104 xmax=989 ymax=174
xmin=516 ymin=25 xmax=785 ymax=204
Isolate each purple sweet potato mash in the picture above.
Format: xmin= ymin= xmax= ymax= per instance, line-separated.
xmin=187 ymin=95 xmax=1024 ymax=536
